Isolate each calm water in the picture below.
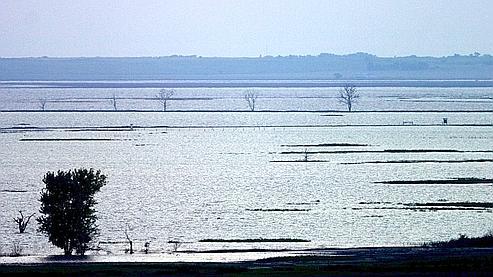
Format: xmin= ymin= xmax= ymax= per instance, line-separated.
xmin=0 ymin=85 xmax=492 ymax=255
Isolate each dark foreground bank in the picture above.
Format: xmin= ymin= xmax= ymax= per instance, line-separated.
xmin=2 ymin=247 xmax=493 ymax=276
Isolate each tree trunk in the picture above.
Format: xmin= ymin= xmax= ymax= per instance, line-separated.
xmin=64 ymin=243 xmax=72 ymax=255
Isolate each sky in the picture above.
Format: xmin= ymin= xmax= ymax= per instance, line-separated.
xmin=1 ymin=0 xmax=492 ymax=57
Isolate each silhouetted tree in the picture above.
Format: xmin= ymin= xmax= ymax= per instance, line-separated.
xmin=244 ymin=90 xmax=258 ymax=111
xmin=338 ymin=84 xmax=359 ymax=112
xmin=124 ymin=224 xmax=134 ymax=254
xmin=157 ymin=89 xmax=175 ymax=111
xmin=13 ymin=211 xmax=35 ymax=233
xmin=111 ymin=93 xmax=118 ymax=111
xmin=144 ymin=241 xmax=150 ymax=254
xmin=37 ymin=168 xmax=106 ymax=255
xmin=39 ymin=98 xmax=47 ymax=111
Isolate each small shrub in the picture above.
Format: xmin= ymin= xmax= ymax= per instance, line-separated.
xmin=10 ymin=241 xmax=23 ymax=257
xmin=423 ymin=232 xmax=493 ymax=248
xmin=168 ymin=240 xmax=182 ymax=252
xmin=144 ymin=241 xmax=150 ymax=254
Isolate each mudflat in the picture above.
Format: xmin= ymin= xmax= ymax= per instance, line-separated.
xmin=2 ymin=247 xmax=493 ymax=276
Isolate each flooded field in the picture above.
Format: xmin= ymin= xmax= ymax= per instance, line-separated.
xmin=1 ymin=85 xmax=493 ymax=112
xmin=0 ymin=84 xmax=492 ymax=255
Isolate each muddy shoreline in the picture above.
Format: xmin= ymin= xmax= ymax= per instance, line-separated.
xmin=2 ymin=247 xmax=493 ymax=276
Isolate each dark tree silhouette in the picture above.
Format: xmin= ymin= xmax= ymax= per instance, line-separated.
xmin=37 ymin=168 xmax=106 ymax=255
xmin=13 ymin=211 xmax=35 ymax=233
xmin=39 ymin=98 xmax=47 ymax=111
xmin=338 ymin=84 xmax=360 ymax=112
xmin=111 ymin=93 xmax=118 ymax=111
xmin=157 ymin=89 xmax=175 ymax=111
xmin=244 ymin=90 xmax=258 ymax=111
xmin=124 ymin=224 xmax=134 ymax=254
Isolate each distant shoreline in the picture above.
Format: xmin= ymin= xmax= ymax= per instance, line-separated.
xmin=2 ymin=54 xmax=493 ymax=82
xmin=2 ymin=80 xmax=493 ymax=88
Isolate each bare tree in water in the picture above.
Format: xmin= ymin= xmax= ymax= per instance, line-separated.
xmin=111 ymin=93 xmax=118 ymax=111
xmin=338 ymin=85 xmax=359 ymax=112
xmin=13 ymin=211 xmax=35 ymax=233
xmin=39 ymin=98 xmax=48 ymax=111
xmin=124 ymin=224 xmax=134 ymax=254
xmin=244 ymin=90 xmax=258 ymax=111
xmin=157 ymin=89 xmax=175 ymax=111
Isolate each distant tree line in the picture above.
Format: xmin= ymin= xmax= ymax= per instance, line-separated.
xmin=3 ymin=53 xmax=493 ymax=81
xmin=38 ymin=86 xmax=361 ymax=112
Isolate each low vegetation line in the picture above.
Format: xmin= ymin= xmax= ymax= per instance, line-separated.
xmin=281 ymin=143 xmax=370 ymax=147
xmin=405 ymin=202 xmax=493 ymax=208
xmin=287 ymin=200 xmax=320 ymax=205
xmin=343 ymin=159 xmax=493 ymax=165
xmin=4 ymin=124 xmax=493 ymax=133
xmin=375 ymin=178 xmax=493 ymax=185
xmin=281 ymin=149 xmax=493 ymax=154
xmin=19 ymin=138 xmax=118 ymax=141
xmin=354 ymin=201 xmax=493 ymax=212
xmin=424 ymin=233 xmax=493 ymax=248
xmin=352 ymin=206 xmax=486 ymax=211
xmin=0 ymin=189 xmax=28 ymax=193
xmin=246 ymin=208 xmax=311 ymax=212
xmin=270 ymin=160 xmax=330 ymax=163
xmin=198 ymin=238 xmax=311 ymax=243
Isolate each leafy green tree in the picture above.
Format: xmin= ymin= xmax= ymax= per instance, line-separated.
xmin=37 ymin=168 xmax=106 ymax=255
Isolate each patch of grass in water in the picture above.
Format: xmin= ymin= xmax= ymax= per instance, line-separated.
xmin=405 ymin=202 xmax=493 ymax=208
xmin=246 ymin=208 xmax=311 ymax=212
xmin=353 ymin=201 xmax=493 ymax=212
xmin=199 ymin=238 xmax=310 ymax=243
xmin=286 ymin=200 xmax=320 ymax=205
xmin=375 ymin=178 xmax=493 ymax=185
xmin=270 ymin=160 xmax=330 ymax=163
xmin=280 ymin=149 xmax=493 ymax=154
xmin=423 ymin=232 xmax=493 ymax=248
xmin=1 ymin=189 xmax=28 ymax=193
xmin=20 ymin=138 xmax=118 ymax=141
xmin=281 ymin=143 xmax=369 ymax=147
xmin=344 ymin=159 xmax=493 ymax=165
xmin=352 ymin=206 xmax=486 ymax=211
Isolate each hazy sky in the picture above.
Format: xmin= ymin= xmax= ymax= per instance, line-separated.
xmin=1 ymin=0 xmax=492 ymax=57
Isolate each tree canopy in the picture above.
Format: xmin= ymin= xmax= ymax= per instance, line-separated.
xmin=37 ymin=168 xmax=106 ymax=255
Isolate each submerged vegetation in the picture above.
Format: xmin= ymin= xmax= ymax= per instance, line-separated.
xmin=280 ymin=149 xmax=493 ymax=154
xmin=199 ymin=238 xmax=310 ymax=243
xmin=343 ymin=159 xmax=493 ymax=164
xmin=20 ymin=138 xmax=118 ymax=141
xmin=246 ymin=208 xmax=311 ymax=212
xmin=424 ymin=233 xmax=493 ymax=248
xmin=376 ymin=178 xmax=493 ymax=185
xmin=281 ymin=143 xmax=370 ymax=147
xmin=354 ymin=201 xmax=493 ymax=212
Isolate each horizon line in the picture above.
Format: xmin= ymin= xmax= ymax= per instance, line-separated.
xmin=1 ymin=52 xmax=491 ymax=59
